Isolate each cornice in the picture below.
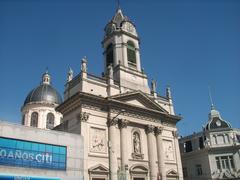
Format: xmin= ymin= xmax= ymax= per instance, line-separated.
xmin=57 ymin=92 xmax=181 ymax=124
xmin=102 ymin=30 xmax=140 ymax=45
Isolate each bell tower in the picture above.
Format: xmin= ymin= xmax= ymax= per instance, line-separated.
xmin=102 ymin=8 xmax=150 ymax=93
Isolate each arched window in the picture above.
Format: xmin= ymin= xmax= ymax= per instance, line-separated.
xmin=46 ymin=113 xmax=55 ymax=129
xmin=106 ymin=44 xmax=113 ymax=68
xmin=127 ymin=41 xmax=136 ymax=67
xmin=30 ymin=112 xmax=38 ymax=127
xmin=21 ymin=114 xmax=25 ymax=125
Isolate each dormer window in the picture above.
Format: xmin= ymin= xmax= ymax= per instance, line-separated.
xmin=127 ymin=41 xmax=136 ymax=68
xmin=106 ymin=43 xmax=114 ymax=68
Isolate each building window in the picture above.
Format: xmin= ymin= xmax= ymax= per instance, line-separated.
xmin=30 ymin=112 xmax=38 ymax=127
xmin=199 ymin=136 xmax=204 ymax=149
xmin=215 ymin=156 xmax=235 ymax=171
xmin=106 ymin=43 xmax=113 ymax=68
xmin=183 ymin=167 xmax=188 ymax=178
xmin=127 ymin=41 xmax=136 ymax=67
xmin=22 ymin=114 xmax=25 ymax=125
xmin=46 ymin=113 xmax=55 ymax=129
xmin=195 ymin=164 xmax=203 ymax=176
xmin=184 ymin=140 xmax=193 ymax=152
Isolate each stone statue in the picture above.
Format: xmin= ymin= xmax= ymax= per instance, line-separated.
xmin=67 ymin=67 xmax=73 ymax=82
xmin=81 ymin=56 xmax=87 ymax=73
xmin=107 ymin=64 xmax=113 ymax=79
xmin=151 ymin=80 xmax=157 ymax=93
xmin=133 ymin=132 xmax=141 ymax=154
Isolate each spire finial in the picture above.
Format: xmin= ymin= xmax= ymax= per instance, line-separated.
xmin=116 ymin=0 xmax=120 ymax=10
xmin=208 ymin=86 xmax=214 ymax=110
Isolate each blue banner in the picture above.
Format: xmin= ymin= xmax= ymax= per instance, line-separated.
xmin=0 ymin=174 xmax=60 ymax=180
xmin=0 ymin=137 xmax=66 ymax=170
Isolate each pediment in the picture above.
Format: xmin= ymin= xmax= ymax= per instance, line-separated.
xmin=89 ymin=164 xmax=109 ymax=174
xmin=166 ymin=169 xmax=178 ymax=177
xmin=110 ymin=91 xmax=167 ymax=113
xmin=130 ymin=164 xmax=148 ymax=174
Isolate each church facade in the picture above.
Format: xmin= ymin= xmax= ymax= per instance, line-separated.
xmin=55 ymin=8 xmax=183 ymax=180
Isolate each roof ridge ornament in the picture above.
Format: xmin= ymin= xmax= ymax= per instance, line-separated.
xmin=116 ymin=0 xmax=120 ymax=11
xmin=208 ymin=86 xmax=215 ymax=110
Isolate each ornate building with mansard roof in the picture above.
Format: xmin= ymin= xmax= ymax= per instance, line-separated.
xmin=179 ymin=105 xmax=240 ymax=180
xmin=55 ymin=8 xmax=183 ymax=180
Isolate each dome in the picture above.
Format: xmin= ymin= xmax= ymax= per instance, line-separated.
xmin=24 ymin=84 xmax=62 ymax=105
xmin=23 ymin=71 xmax=62 ymax=106
xmin=204 ymin=106 xmax=231 ymax=131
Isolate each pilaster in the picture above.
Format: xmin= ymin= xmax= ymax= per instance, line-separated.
xmin=146 ymin=125 xmax=158 ymax=180
xmin=107 ymin=117 xmax=119 ymax=180
xmin=172 ymin=131 xmax=183 ymax=180
xmin=155 ymin=126 xmax=166 ymax=180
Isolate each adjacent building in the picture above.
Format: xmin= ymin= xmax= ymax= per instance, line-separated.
xmin=0 ymin=121 xmax=83 ymax=180
xmin=179 ymin=105 xmax=240 ymax=180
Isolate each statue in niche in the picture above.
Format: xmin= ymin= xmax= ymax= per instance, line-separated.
xmin=133 ymin=132 xmax=141 ymax=154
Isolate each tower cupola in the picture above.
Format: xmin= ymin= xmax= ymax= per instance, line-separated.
xmin=102 ymin=8 xmax=150 ymax=93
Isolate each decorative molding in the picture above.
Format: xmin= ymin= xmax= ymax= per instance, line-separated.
xmin=89 ymin=127 xmax=107 ymax=153
xmin=172 ymin=130 xmax=178 ymax=138
xmin=131 ymin=153 xmax=144 ymax=160
xmin=163 ymin=140 xmax=175 ymax=161
xmin=77 ymin=112 xmax=89 ymax=122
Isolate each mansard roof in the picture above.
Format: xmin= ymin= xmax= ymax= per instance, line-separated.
xmin=204 ymin=106 xmax=231 ymax=131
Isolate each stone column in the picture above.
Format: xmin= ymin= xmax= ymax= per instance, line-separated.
xmin=123 ymin=43 xmax=128 ymax=67
xmin=155 ymin=127 xmax=166 ymax=180
xmin=173 ymin=131 xmax=183 ymax=180
xmin=108 ymin=117 xmax=119 ymax=180
xmin=119 ymin=119 xmax=129 ymax=170
xmin=135 ymin=49 xmax=141 ymax=72
xmin=146 ymin=125 xmax=158 ymax=180
xmin=119 ymin=119 xmax=129 ymax=179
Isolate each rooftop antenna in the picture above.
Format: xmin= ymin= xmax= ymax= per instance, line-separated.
xmin=208 ymin=86 xmax=214 ymax=110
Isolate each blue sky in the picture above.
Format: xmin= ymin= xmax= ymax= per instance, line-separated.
xmin=0 ymin=0 xmax=239 ymax=136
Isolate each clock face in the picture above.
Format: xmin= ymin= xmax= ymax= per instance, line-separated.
xmin=216 ymin=120 xmax=221 ymax=127
xmin=123 ymin=22 xmax=136 ymax=35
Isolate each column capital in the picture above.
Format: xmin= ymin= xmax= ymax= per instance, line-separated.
xmin=107 ymin=118 xmax=119 ymax=127
xmin=145 ymin=125 xmax=155 ymax=134
xmin=155 ymin=126 xmax=163 ymax=136
xmin=118 ymin=119 xmax=129 ymax=129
